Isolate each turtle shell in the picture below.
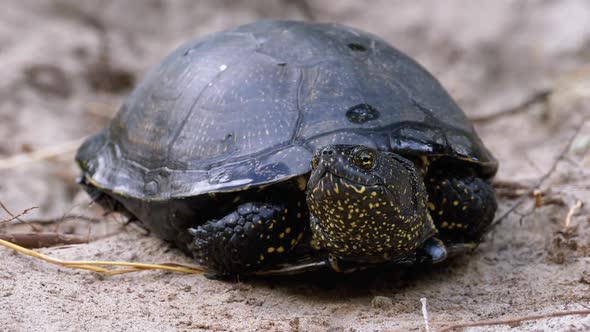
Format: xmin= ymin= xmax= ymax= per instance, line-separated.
xmin=76 ymin=20 xmax=497 ymax=201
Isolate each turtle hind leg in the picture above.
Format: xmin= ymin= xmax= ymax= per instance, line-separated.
xmin=425 ymin=169 xmax=497 ymax=243
xmin=187 ymin=201 xmax=307 ymax=279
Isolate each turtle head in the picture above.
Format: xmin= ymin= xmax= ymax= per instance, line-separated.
xmin=306 ymin=145 xmax=435 ymax=265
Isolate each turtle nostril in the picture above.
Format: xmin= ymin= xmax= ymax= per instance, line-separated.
xmin=321 ymin=148 xmax=334 ymax=156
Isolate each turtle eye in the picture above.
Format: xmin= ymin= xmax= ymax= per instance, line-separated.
xmin=354 ymin=149 xmax=376 ymax=171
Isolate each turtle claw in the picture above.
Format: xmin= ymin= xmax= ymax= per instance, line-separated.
xmin=421 ymin=237 xmax=448 ymax=263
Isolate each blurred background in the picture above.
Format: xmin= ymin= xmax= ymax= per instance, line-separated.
xmin=0 ymin=1 xmax=589 ymax=331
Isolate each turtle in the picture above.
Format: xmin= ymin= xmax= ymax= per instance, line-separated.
xmin=76 ymin=20 xmax=498 ymax=279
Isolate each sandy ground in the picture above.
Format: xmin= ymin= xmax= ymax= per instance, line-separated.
xmin=1 ymin=1 xmax=589 ymax=331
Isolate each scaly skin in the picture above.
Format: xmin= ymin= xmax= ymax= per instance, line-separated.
xmin=306 ymin=145 xmax=437 ymax=266
xmin=185 ymin=145 xmax=496 ymax=277
xmin=188 ymin=201 xmax=308 ymax=278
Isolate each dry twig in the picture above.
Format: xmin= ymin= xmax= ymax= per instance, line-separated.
xmin=493 ymin=179 xmax=531 ymax=191
xmin=20 ymin=214 xmax=103 ymax=226
xmin=564 ymin=200 xmax=583 ymax=228
xmin=490 ymin=118 xmax=589 ymax=229
xmin=0 ymin=232 xmax=90 ymax=248
xmin=420 ymin=298 xmax=431 ymax=332
xmin=439 ymin=309 xmax=590 ymax=331
xmin=1 ymin=206 xmax=38 ymax=224
xmin=471 ymin=89 xmax=550 ymax=124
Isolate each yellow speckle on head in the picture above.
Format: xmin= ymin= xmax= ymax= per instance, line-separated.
xmin=259 ymin=254 xmax=265 ymax=261
xmin=428 ymin=202 xmax=436 ymax=211
xmin=285 ymin=227 xmax=291 ymax=234
xmin=453 ymin=200 xmax=459 ymax=206
xmin=284 ymin=209 xmax=288 ymax=214
xmin=371 ymin=192 xmax=377 ymax=197
xmin=276 ymin=246 xmax=285 ymax=253
xmin=296 ymin=213 xmax=302 ymax=219
xmin=438 ymin=210 xmax=443 ymax=216
xmin=279 ymin=232 xmax=285 ymax=238
xmin=267 ymin=247 xmax=275 ymax=253
xmin=462 ymin=206 xmax=468 ymax=211
xmin=441 ymin=221 xmax=449 ymax=228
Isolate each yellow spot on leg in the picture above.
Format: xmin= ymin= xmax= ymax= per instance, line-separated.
xmin=296 ymin=176 xmax=307 ymax=191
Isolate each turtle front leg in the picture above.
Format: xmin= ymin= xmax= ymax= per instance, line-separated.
xmin=425 ymin=169 xmax=497 ymax=243
xmin=187 ymin=201 xmax=307 ymax=278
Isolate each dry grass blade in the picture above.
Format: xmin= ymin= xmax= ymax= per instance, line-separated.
xmin=439 ymin=309 xmax=590 ymax=331
xmin=0 ymin=203 xmax=203 ymax=275
xmin=0 ymin=138 xmax=86 ymax=170
xmin=0 ymin=238 xmax=204 ymax=275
